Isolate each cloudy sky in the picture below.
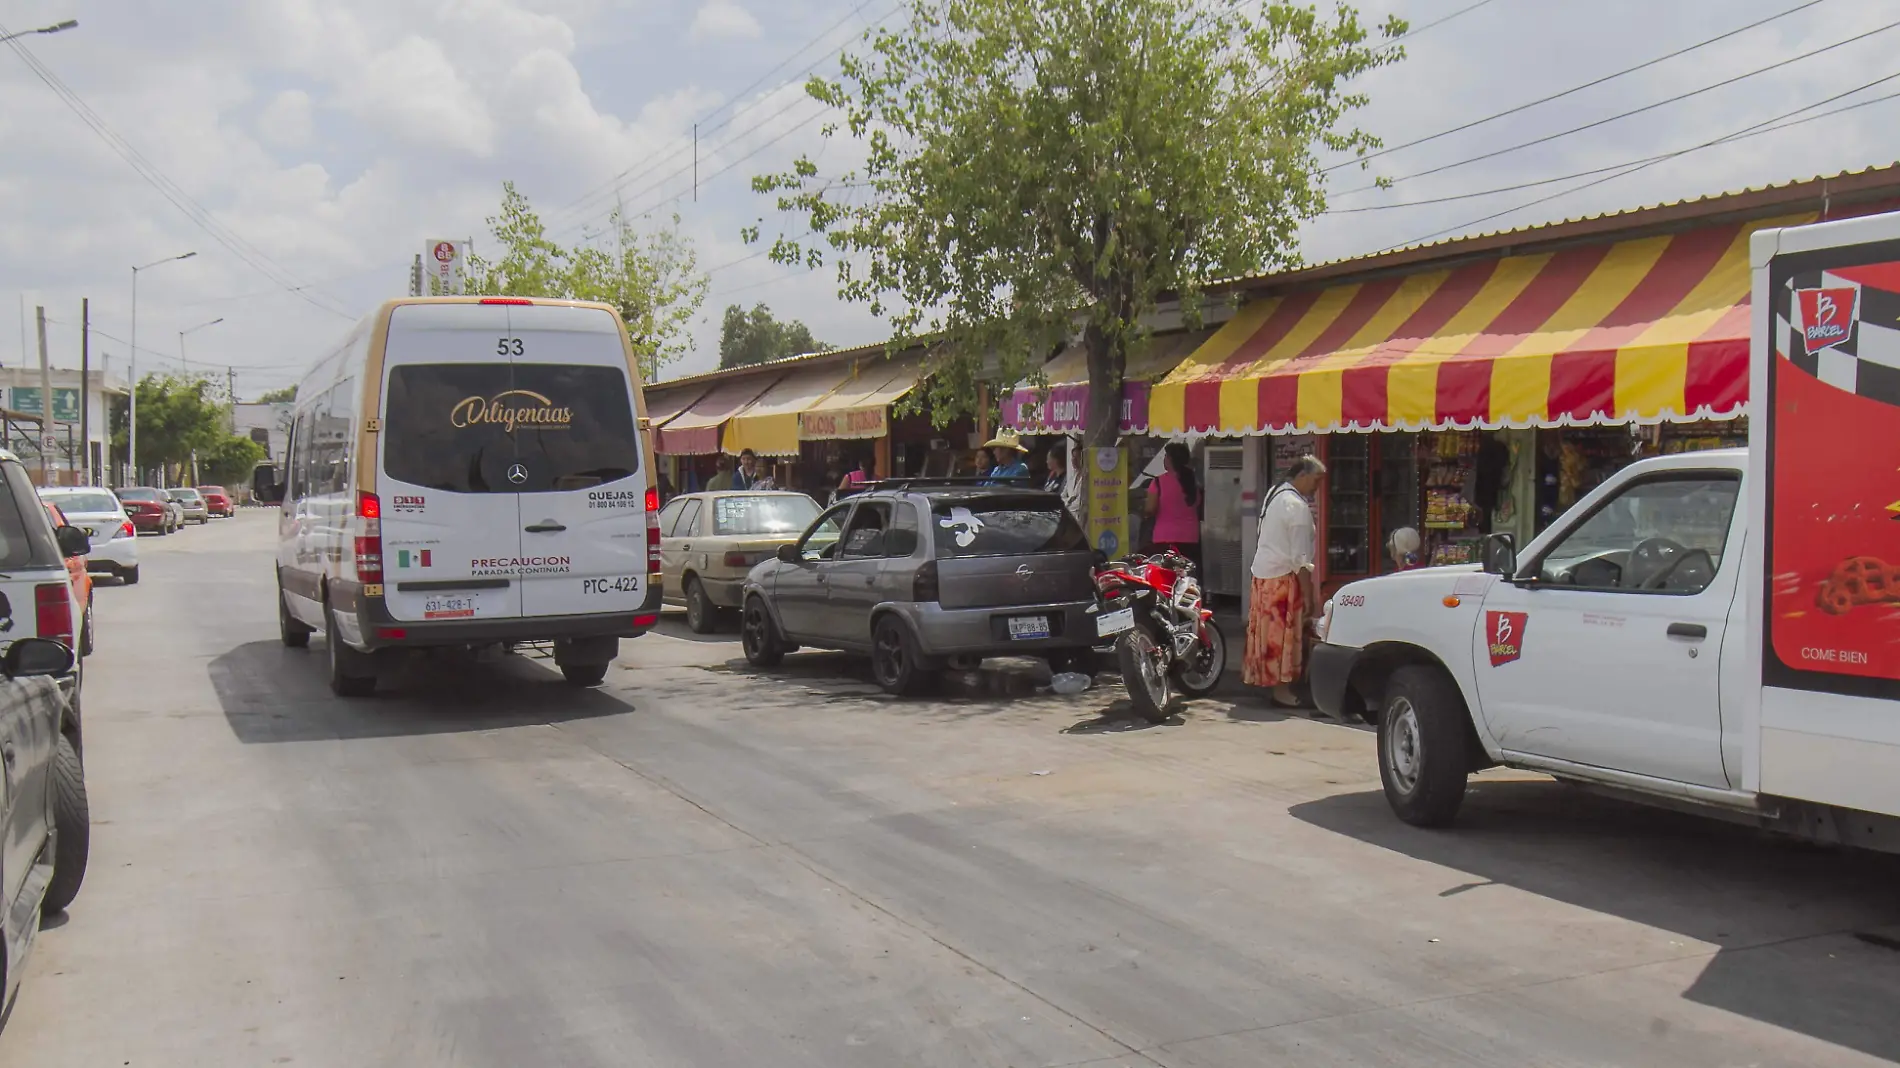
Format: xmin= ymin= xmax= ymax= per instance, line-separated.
xmin=1 ymin=0 xmax=1894 ymax=397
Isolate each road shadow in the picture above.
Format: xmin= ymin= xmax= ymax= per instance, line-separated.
xmin=650 ymin=608 xmax=742 ymax=644
xmin=1291 ymin=782 xmax=1900 ymax=1061
xmin=209 ymin=640 xmax=637 ymax=743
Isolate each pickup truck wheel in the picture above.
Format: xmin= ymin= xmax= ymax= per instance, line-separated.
xmin=684 ymin=576 xmax=719 ymax=634
xmin=1379 ymin=666 xmax=1469 ymax=827
xmin=42 ymin=733 xmax=88 ymax=915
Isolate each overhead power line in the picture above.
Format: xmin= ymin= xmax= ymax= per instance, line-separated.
xmin=1338 ymin=14 xmax=1900 ymax=196
xmin=1329 ymin=0 xmax=1828 ymax=174
xmin=1 ymin=26 xmax=356 ymax=321
xmin=548 ymin=0 xmax=905 ymax=231
xmin=1380 ymin=68 xmax=1900 ymax=253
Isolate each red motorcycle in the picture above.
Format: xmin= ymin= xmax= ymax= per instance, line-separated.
xmin=1091 ymin=549 xmax=1228 ymax=722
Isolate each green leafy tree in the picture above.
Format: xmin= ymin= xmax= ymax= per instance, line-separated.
xmin=111 ymin=374 xmax=232 ymax=478
xmin=719 ymin=303 xmax=829 ymax=368
xmin=751 ymin=0 xmax=1402 ymax=444
xmin=201 ymin=434 xmax=266 ymax=488
xmin=466 ymin=182 xmax=710 ymax=379
xmin=256 ymin=385 xmax=297 ymax=404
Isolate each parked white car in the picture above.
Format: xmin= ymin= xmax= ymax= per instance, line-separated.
xmin=39 ymin=487 xmax=140 ymax=585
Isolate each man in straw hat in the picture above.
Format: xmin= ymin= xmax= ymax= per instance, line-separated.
xmin=981 ymin=430 xmax=1031 ymax=485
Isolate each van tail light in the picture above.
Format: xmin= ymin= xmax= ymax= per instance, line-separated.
xmin=479 ymin=297 xmax=533 ymax=305
xmin=35 ymin=583 xmax=73 ymax=648
xmin=913 ymin=560 xmax=940 ymax=603
xmin=119 ymin=520 xmax=134 ymax=538
xmin=355 ymin=491 xmax=384 ymax=584
xmin=645 ymin=486 xmax=661 ymax=571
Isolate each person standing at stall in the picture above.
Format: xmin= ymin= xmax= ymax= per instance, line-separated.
xmin=1143 ymin=442 xmax=1202 ymax=567
xmin=1247 ymin=455 xmax=1325 ymax=707
xmin=981 ymin=432 xmax=1031 ymax=484
xmin=836 ymin=455 xmax=876 ymax=498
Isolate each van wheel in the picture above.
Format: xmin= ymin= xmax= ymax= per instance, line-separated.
xmin=42 ymin=733 xmax=88 ymax=915
xmin=324 ymin=603 xmax=377 ymax=698
xmin=742 ymin=597 xmax=786 ymax=668
xmin=1378 ymin=666 xmax=1470 ymax=827
xmin=279 ymin=581 xmax=312 ymax=648
xmin=871 ymin=616 xmax=932 ymax=696
xmin=684 ymin=576 xmax=719 ymax=634
xmin=561 ymin=663 xmax=609 ymax=687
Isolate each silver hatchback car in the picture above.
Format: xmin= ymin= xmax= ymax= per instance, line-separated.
xmin=740 ymin=483 xmax=1098 ymax=694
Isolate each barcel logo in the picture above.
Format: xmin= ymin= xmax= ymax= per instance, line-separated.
xmin=450 ymin=389 xmax=573 ymax=432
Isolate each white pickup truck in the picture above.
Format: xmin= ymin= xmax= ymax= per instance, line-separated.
xmin=1310 ymin=208 xmax=1900 ymax=852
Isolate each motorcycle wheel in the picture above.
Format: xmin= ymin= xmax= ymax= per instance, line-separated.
xmin=1116 ymin=629 xmax=1172 ymax=723
xmin=1172 ymin=619 xmax=1228 ymax=698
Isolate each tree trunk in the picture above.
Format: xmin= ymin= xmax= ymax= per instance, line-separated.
xmin=1082 ymin=321 xmax=1123 ymax=449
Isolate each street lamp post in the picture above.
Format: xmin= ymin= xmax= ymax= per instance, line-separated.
xmin=178 ymin=317 xmax=223 ymax=374
xmin=0 ymin=19 xmax=78 ymax=44
xmin=129 ymin=251 xmax=195 ymax=486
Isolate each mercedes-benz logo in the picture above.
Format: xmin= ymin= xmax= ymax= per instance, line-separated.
xmin=506 ymin=463 xmax=529 ymax=484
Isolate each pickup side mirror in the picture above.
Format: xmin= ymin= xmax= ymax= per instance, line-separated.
xmin=777 ymin=543 xmax=801 ymax=564
xmin=4 ymin=636 xmax=74 ymax=679
xmin=1481 ymin=532 xmax=1518 ymax=578
xmin=54 ymin=524 xmax=90 ymax=558
xmin=252 ymin=462 xmax=285 ymax=505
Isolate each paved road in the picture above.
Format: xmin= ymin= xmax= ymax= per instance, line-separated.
xmin=5 ymin=511 xmax=1899 ymax=1067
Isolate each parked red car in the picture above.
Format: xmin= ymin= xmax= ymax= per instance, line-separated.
xmin=115 ymin=487 xmax=172 ymax=534
xmin=199 ymin=485 xmax=233 ymax=517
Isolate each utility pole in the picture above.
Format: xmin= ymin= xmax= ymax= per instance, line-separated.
xmin=34 ymin=305 xmax=50 ymax=484
xmin=80 ymin=297 xmax=91 ymax=485
xmin=410 ymin=254 xmax=422 ymax=297
xmin=227 ymin=366 xmax=236 ymax=408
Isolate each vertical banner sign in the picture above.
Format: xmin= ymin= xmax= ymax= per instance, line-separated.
xmin=425 ymin=239 xmax=464 ymax=295
xmin=1088 ymin=446 xmax=1129 ymax=559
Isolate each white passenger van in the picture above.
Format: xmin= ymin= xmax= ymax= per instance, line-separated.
xmin=254 ymin=297 xmax=662 ymax=696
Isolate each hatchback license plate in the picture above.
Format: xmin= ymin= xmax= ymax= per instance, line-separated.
xmin=1095 ymin=607 xmax=1135 ymax=638
xmin=1008 ymin=615 xmax=1051 ymax=640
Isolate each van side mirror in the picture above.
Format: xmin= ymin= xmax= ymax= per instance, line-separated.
xmin=4 ymin=637 xmax=74 ymax=679
xmin=252 ymin=462 xmax=284 ymax=504
xmin=1481 ymin=532 xmax=1518 ymax=578
xmin=55 ymin=525 xmax=90 ymax=558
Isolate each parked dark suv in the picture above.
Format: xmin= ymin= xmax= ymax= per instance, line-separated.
xmin=740 ymin=481 xmax=1098 ymax=694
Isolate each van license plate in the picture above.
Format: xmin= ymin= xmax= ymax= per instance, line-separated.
xmin=425 ymin=597 xmax=478 ymax=619
xmin=1095 ymin=607 xmax=1135 ymax=638
xmin=1008 ymin=615 xmax=1051 ymax=640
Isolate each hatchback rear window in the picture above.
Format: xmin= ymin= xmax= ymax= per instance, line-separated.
xmin=46 ymin=492 xmax=119 ymax=514
xmin=930 ymin=495 xmax=1087 ymax=557
xmin=713 ymin=495 xmax=819 ymax=536
xmin=382 ymin=363 xmax=640 ymax=493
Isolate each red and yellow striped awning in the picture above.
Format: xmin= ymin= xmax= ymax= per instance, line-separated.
xmin=1150 ymin=215 xmax=1815 ymax=435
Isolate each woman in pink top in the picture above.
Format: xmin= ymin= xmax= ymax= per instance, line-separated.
xmin=1143 ymin=442 xmax=1201 ymax=568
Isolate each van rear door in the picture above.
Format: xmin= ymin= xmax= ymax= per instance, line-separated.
xmin=500 ymin=303 xmax=651 ymax=620
xmin=376 ymin=303 xmax=526 ymax=623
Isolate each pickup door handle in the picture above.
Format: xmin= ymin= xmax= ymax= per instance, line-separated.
xmin=1667 ymin=622 xmax=1707 ymax=639
xmin=524 ymin=521 xmax=567 ymax=533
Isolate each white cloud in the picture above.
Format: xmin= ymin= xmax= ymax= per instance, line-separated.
xmin=335 ymin=36 xmax=497 ymax=157
xmin=257 ymin=90 xmax=314 ymax=150
xmin=691 ymin=0 xmax=763 ymax=42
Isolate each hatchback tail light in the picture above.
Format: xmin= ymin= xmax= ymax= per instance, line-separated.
xmin=35 ymin=583 xmax=73 ymax=648
xmin=913 ymin=560 xmax=940 ymax=603
xmin=355 ymin=491 xmax=384 ymax=584
xmin=645 ymin=486 xmax=661 ymax=571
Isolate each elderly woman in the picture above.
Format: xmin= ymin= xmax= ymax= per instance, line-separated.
xmin=1247 ymin=455 xmax=1325 ymax=706
xmin=1387 ymin=527 xmax=1423 ymax=571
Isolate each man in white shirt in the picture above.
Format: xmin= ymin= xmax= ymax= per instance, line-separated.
xmin=1246 ymin=455 xmax=1325 ymax=706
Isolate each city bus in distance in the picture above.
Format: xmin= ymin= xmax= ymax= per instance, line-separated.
xmin=253 ymin=297 xmax=662 ymax=697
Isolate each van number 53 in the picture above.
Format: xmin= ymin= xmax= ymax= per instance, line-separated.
xmin=495 ymin=338 xmax=525 ymax=356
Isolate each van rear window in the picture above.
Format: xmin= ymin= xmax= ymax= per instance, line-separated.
xmin=382 ymin=363 xmax=640 ymax=493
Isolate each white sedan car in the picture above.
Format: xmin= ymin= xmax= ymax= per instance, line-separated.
xmin=39 ymin=487 xmax=141 ymax=584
